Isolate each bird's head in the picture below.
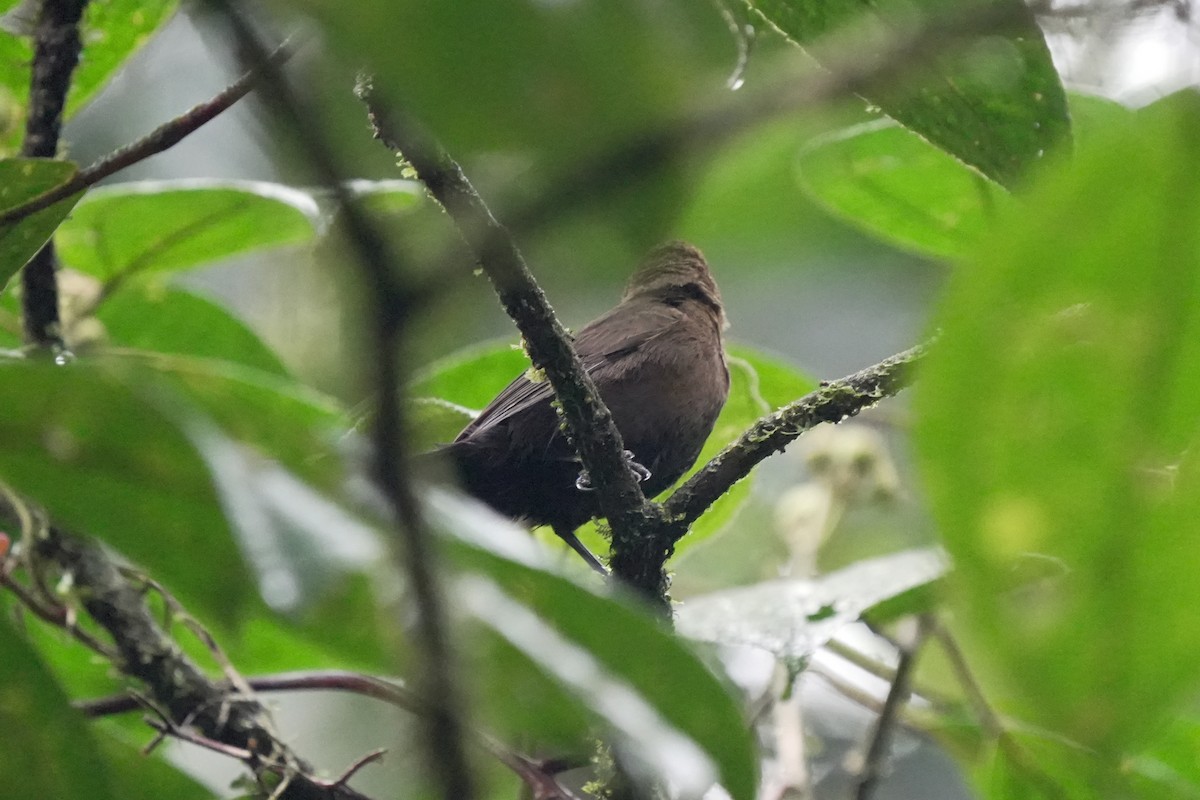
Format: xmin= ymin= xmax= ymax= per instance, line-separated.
xmin=622 ymin=241 xmax=727 ymax=330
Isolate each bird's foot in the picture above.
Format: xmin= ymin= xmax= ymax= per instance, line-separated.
xmin=575 ymin=450 xmax=652 ymax=491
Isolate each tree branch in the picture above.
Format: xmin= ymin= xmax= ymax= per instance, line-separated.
xmin=358 ymin=83 xmax=660 ymax=562
xmin=663 ymin=342 xmax=929 ymax=536
xmin=25 ymin=526 xmax=377 ymax=800
xmin=19 ymin=0 xmax=88 ymax=349
xmin=0 ymin=42 xmax=293 ymax=228
xmin=80 ymin=670 xmax=587 ymax=800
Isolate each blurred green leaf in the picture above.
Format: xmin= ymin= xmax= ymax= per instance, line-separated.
xmin=0 ymin=359 xmax=254 ymax=621
xmin=0 ymin=0 xmax=178 ymax=154
xmin=798 ymin=119 xmax=1008 ymax=259
xmin=128 ymin=352 xmax=349 ymax=489
xmin=409 ymin=338 xmax=528 ymax=410
xmin=189 ymin=422 xmax=382 ymax=613
xmin=351 ymin=178 xmax=424 ymax=217
xmin=408 ymin=397 xmax=475 ymax=452
xmin=0 ymin=352 xmax=375 ymax=622
xmin=1129 ymin=714 xmax=1200 ymax=800
xmin=915 ymin=91 xmax=1200 ymax=767
xmin=678 ymin=116 xmax=865 ymax=262
xmin=0 ymin=158 xmax=81 ymax=289
xmin=296 ymin=1 xmax=731 ymax=166
xmin=0 ymin=614 xmax=117 ymax=799
xmin=676 ymin=547 xmax=945 ymax=658
xmin=97 ymin=286 xmax=288 ymax=376
xmin=1067 ymin=92 xmax=1135 ymax=147
xmin=56 ymin=181 xmax=319 ymax=283
xmin=749 ymin=0 xmax=1070 ymax=187
xmin=98 ymin=727 xmax=216 ymax=800
xmin=231 ymin=574 xmax=396 ymax=674
xmin=430 ymin=490 xmax=759 ymax=800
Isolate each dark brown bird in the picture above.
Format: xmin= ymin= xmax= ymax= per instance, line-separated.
xmin=439 ymin=241 xmax=729 ymax=573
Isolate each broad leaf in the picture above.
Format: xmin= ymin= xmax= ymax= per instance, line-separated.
xmin=0 ymin=612 xmax=118 ymax=799
xmin=798 ymin=119 xmax=1008 ymax=259
xmin=0 ymin=158 xmax=81 ymax=289
xmin=749 ymin=0 xmax=1070 ymax=187
xmin=297 ymin=0 xmax=733 ymax=168
xmin=98 ymin=286 xmax=288 ymax=376
xmin=676 ymin=547 xmax=946 ymax=659
xmin=0 ymin=359 xmax=254 ymax=621
xmin=0 ymin=0 xmax=178 ymax=153
xmin=56 ymin=180 xmax=319 ymax=284
xmin=430 ymin=490 xmax=760 ymax=800
xmin=915 ymin=91 xmax=1200 ymax=768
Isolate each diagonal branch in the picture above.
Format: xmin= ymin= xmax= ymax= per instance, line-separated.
xmin=24 ymin=526 xmax=377 ymax=800
xmin=80 ymin=670 xmax=587 ymax=800
xmin=0 ymin=41 xmax=293 ymax=228
xmin=662 ymin=342 xmax=930 ymax=537
xmin=357 ymin=83 xmax=659 ymax=555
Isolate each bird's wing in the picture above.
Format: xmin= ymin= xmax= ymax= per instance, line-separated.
xmin=454 ymin=300 xmax=680 ymax=441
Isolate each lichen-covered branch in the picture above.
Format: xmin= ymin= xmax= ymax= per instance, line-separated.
xmin=358 ymin=83 xmax=659 ymax=554
xmin=25 ymin=527 xmax=377 ymax=800
xmin=662 ymin=342 xmax=929 ymax=538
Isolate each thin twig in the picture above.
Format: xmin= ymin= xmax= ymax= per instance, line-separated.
xmin=202 ymin=5 xmax=477 ymax=800
xmin=34 ymin=528 xmax=376 ymax=800
xmin=0 ymin=41 xmax=293 ymax=228
xmin=322 ymin=749 xmax=388 ymax=789
xmin=853 ymin=615 xmax=933 ymax=800
xmin=80 ymin=670 xmax=586 ymax=798
xmin=931 ymin=621 xmax=1069 ymax=798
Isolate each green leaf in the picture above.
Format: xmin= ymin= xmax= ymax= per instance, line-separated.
xmin=301 ymin=1 xmax=733 ymax=167
xmin=122 ymin=351 xmax=350 ymax=489
xmin=56 ymin=180 xmax=319 ymax=283
xmin=798 ymin=119 xmax=1008 ymax=259
xmin=0 ymin=613 xmax=117 ymax=799
xmin=408 ymin=396 xmax=475 ymax=452
xmin=409 ymin=338 xmax=529 ymax=410
xmin=666 ymin=344 xmax=816 ymax=552
xmin=98 ymin=727 xmax=217 ymax=800
xmin=0 ymin=158 xmax=82 ymax=289
xmin=0 ymin=359 xmax=254 ymax=621
xmin=749 ymin=0 xmax=1070 ymax=187
xmin=915 ymin=91 xmax=1200 ymax=765
xmin=231 ymin=574 xmax=396 ymax=674
xmin=188 ymin=422 xmax=382 ymax=613
xmin=675 ymin=547 xmax=945 ymax=658
xmin=432 ymin=491 xmax=759 ymax=800
xmin=0 ymin=0 xmax=178 ymax=153
xmin=97 ymin=286 xmax=288 ymax=376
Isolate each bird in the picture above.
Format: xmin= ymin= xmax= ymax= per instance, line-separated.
xmin=436 ymin=241 xmax=730 ymax=573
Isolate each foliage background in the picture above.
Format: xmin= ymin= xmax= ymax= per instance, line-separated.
xmin=1 ymin=1 xmax=1199 ymax=799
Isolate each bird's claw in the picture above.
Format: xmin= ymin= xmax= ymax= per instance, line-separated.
xmin=575 ymin=450 xmax=652 ymax=491
xmin=625 ymin=450 xmax=652 ymax=482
